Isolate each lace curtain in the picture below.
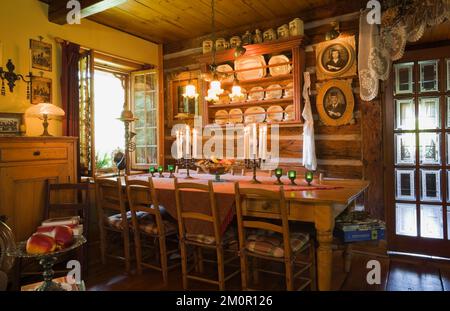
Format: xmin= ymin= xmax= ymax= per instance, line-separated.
xmin=359 ymin=0 xmax=450 ymax=101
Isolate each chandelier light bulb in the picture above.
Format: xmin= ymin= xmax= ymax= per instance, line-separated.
xmin=183 ymin=84 xmax=198 ymax=99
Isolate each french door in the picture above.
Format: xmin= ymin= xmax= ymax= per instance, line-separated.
xmin=385 ymin=45 xmax=450 ymax=258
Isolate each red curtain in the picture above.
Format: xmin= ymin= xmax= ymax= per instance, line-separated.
xmin=60 ymin=42 xmax=81 ymax=137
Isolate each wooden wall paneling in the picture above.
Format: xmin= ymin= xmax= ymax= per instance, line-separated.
xmin=361 ymin=98 xmax=384 ymax=220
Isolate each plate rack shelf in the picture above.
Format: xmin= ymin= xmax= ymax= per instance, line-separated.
xmin=197 ymin=36 xmax=306 ymax=126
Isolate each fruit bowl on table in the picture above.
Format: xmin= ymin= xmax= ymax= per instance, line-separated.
xmin=196 ymin=158 xmax=235 ymax=182
xmin=6 ymin=235 xmax=87 ymax=291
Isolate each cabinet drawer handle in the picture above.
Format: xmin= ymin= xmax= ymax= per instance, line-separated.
xmin=33 ymin=151 xmax=41 ymax=156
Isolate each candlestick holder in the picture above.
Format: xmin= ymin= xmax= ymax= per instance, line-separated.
xmin=245 ymin=158 xmax=265 ymax=184
xmin=176 ymin=157 xmax=196 ymax=179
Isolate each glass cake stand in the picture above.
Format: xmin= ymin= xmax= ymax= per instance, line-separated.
xmin=7 ymin=235 xmax=87 ymax=291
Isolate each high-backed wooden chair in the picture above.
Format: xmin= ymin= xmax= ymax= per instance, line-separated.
xmin=95 ymin=178 xmax=131 ymax=272
xmin=0 ymin=217 xmax=15 ymax=290
xmin=174 ymin=178 xmax=239 ymax=290
xmin=44 ymin=182 xmax=91 ymax=277
xmin=234 ymin=183 xmax=316 ymax=291
xmin=125 ymin=176 xmax=178 ymax=286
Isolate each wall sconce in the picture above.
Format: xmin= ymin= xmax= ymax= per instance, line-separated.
xmin=0 ymin=59 xmax=33 ymax=99
xmin=325 ymin=21 xmax=340 ymax=41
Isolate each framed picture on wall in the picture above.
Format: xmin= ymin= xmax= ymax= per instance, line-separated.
xmin=315 ymin=36 xmax=356 ymax=80
xmin=30 ymin=39 xmax=52 ymax=72
xmin=168 ymin=70 xmax=201 ymax=126
xmin=316 ymin=79 xmax=354 ymax=126
xmin=31 ymin=76 xmax=52 ymax=104
xmin=0 ymin=113 xmax=24 ymax=136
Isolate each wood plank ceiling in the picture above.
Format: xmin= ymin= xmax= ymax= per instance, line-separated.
xmin=85 ymin=0 xmax=363 ymax=43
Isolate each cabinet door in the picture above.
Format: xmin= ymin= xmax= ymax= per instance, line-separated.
xmin=0 ymin=164 xmax=71 ymax=241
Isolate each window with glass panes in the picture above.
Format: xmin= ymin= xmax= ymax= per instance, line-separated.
xmin=391 ymin=54 xmax=450 ymax=256
xmin=131 ymin=70 xmax=159 ymax=169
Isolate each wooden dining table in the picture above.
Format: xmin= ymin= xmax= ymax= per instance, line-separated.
xmin=110 ymin=173 xmax=370 ymax=291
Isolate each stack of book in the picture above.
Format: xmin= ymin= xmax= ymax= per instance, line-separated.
xmin=335 ymin=211 xmax=385 ymax=242
xmin=37 ymin=216 xmax=83 ymax=236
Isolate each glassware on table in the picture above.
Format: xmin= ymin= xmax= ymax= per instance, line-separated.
xmin=288 ymin=170 xmax=297 ymax=185
xmin=149 ymin=166 xmax=156 ymax=177
xmin=6 ymin=235 xmax=87 ymax=291
xmin=305 ymin=171 xmax=314 ymax=186
xmin=168 ymin=165 xmax=175 ymax=178
xmin=158 ymin=166 xmax=164 ymax=178
xmin=274 ymin=168 xmax=283 ymax=185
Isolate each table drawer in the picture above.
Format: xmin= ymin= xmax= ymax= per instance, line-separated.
xmin=0 ymin=147 xmax=68 ymax=162
xmin=244 ymin=198 xmax=290 ymax=216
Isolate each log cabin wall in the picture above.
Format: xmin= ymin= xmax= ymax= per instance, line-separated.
xmin=162 ymin=13 xmax=384 ymax=220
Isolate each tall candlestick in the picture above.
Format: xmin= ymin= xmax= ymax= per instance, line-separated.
xmin=262 ymin=125 xmax=267 ymax=160
xmin=258 ymin=126 xmax=263 ymax=159
xmin=192 ymin=128 xmax=198 ymax=159
xmin=185 ymin=125 xmax=191 ymax=157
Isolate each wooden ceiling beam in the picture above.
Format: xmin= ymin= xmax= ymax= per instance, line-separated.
xmin=47 ymin=0 xmax=127 ymax=25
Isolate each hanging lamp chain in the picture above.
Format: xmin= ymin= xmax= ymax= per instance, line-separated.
xmin=210 ymin=0 xmax=217 ymax=75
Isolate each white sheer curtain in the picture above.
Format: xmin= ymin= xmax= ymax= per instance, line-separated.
xmin=302 ymin=72 xmax=317 ymax=171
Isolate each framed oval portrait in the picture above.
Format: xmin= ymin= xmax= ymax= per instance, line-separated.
xmin=316 ymin=79 xmax=354 ymax=126
xmin=316 ymin=36 xmax=356 ymax=80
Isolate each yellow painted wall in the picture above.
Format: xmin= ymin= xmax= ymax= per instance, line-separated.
xmin=0 ymin=0 xmax=159 ymax=136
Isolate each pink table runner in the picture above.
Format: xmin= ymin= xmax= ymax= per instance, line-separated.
xmin=128 ymin=173 xmax=341 ymax=236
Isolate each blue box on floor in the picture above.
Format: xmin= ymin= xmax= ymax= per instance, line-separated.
xmin=335 ymin=227 xmax=385 ymax=242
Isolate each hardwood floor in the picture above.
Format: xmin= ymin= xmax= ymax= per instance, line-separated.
xmin=84 ymin=246 xmax=450 ymax=291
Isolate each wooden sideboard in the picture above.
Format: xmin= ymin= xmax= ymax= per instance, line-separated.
xmin=0 ymin=137 xmax=77 ymax=241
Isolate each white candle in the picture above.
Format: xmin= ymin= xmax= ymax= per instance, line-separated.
xmin=252 ymin=123 xmax=257 ymax=159
xmin=192 ymin=128 xmax=198 ymax=159
xmin=176 ymin=131 xmax=181 ymax=159
xmin=243 ymin=126 xmax=249 ymax=159
xmin=185 ymin=125 xmax=191 ymax=157
xmin=258 ymin=126 xmax=263 ymax=159
xmin=262 ymin=125 xmax=267 ymax=160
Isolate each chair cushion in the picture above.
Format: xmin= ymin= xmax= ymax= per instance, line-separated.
xmin=106 ymin=208 xmax=176 ymax=235
xmin=185 ymin=227 xmax=237 ymax=246
xmin=246 ymin=231 xmax=309 ymax=258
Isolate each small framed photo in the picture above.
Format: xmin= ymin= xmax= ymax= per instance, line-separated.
xmin=30 ymin=39 xmax=52 ymax=72
xmin=316 ymin=36 xmax=356 ymax=80
xmin=316 ymin=79 xmax=354 ymax=126
xmin=0 ymin=113 xmax=24 ymax=136
xmin=31 ymin=76 xmax=52 ymax=104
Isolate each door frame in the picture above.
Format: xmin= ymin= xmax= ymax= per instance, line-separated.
xmin=384 ymin=44 xmax=450 ymax=258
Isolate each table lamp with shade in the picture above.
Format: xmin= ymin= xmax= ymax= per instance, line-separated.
xmin=25 ymin=103 xmax=65 ymax=136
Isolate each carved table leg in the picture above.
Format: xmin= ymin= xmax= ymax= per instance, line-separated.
xmin=314 ymin=204 xmax=334 ymax=291
xmin=316 ymin=230 xmax=333 ymax=291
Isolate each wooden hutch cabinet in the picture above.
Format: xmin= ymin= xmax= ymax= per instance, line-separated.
xmin=197 ymin=36 xmax=306 ymax=126
xmin=0 ymin=137 xmax=77 ymax=241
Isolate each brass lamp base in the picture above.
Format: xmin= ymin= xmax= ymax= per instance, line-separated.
xmin=40 ymin=114 xmax=52 ymax=136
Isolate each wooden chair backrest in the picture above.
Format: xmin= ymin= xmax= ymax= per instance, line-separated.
xmin=125 ymin=176 xmax=165 ymax=234
xmin=44 ymin=182 xmax=90 ymax=220
xmin=95 ymin=178 xmax=127 ymax=226
xmin=234 ymin=183 xmax=292 ymax=259
xmin=174 ymin=178 xmax=222 ymax=244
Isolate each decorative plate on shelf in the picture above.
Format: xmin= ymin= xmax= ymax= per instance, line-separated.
xmin=235 ymin=55 xmax=266 ymax=81
xmin=247 ymin=86 xmax=265 ymax=101
xmin=284 ymin=104 xmax=295 ymax=121
xmin=216 ymin=64 xmax=234 ymax=83
xmin=215 ymin=110 xmax=228 ymax=125
xmin=244 ymin=106 xmax=266 ymax=123
xmin=268 ymin=55 xmax=292 ymax=76
xmin=283 ymin=82 xmax=294 ymax=98
xmin=228 ymin=108 xmax=243 ymax=124
xmin=266 ymin=105 xmax=284 ymax=122
xmin=265 ymin=84 xmax=283 ymax=100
